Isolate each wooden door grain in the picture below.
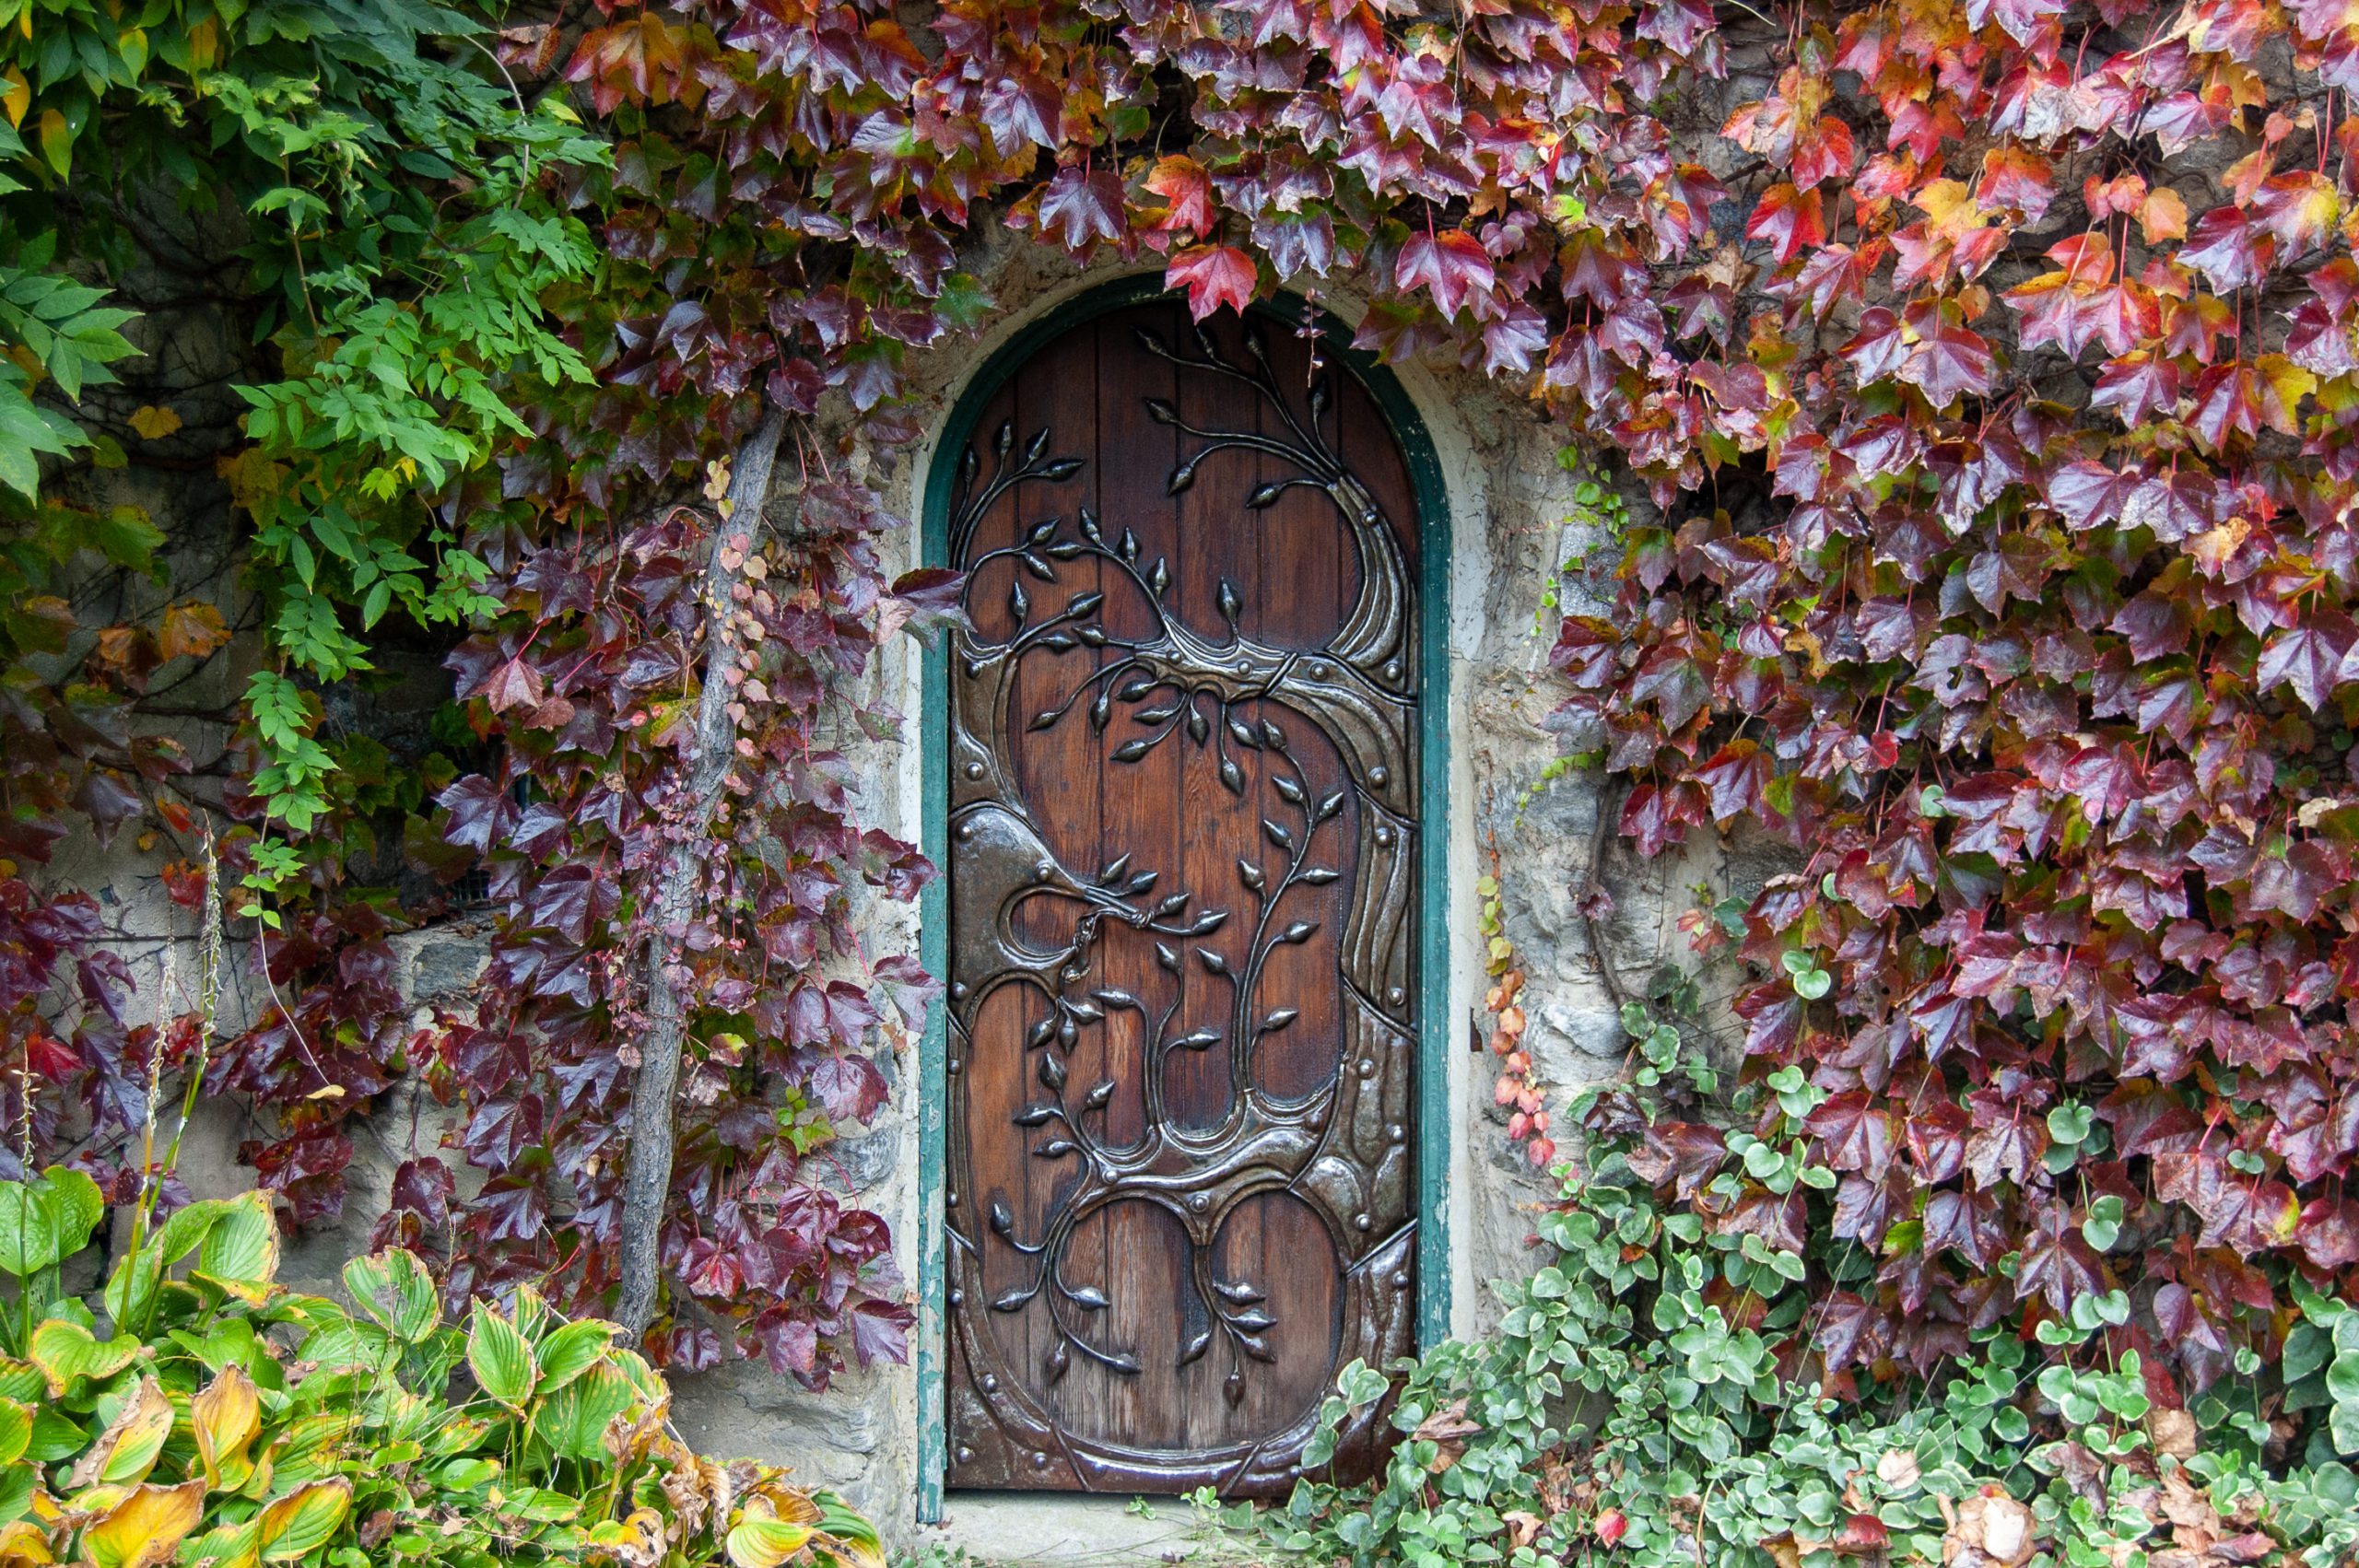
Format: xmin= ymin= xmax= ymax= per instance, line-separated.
xmin=942 ymin=299 xmax=1421 ymax=1496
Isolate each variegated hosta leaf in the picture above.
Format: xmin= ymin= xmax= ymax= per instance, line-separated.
xmin=190 ymin=1194 xmax=278 ymax=1305
xmin=254 ymin=1479 xmax=350 ymax=1564
xmin=27 ymin=1324 xmax=140 ymax=1398
xmin=77 ymin=1480 xmax=204 ymax=1568
xmin=338 ymin=1250 xmax=440 ymax=1344
xmin=190 ymin=1367 xmax=260 ymax=1493
xmin=464 ymin=1301 xmax=536 ymax=1411
xmin=65 ymin=1379 xmax=171 ymax=1492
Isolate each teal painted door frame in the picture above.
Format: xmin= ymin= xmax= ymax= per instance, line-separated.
xmin=914 ymin=275 xmax=1451 ymax=1520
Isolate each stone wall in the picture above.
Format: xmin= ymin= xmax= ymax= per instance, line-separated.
xmin=70 ymin=230 xmax=1766 ymax=1545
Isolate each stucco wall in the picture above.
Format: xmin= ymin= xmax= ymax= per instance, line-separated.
xmin=77 ymin=231 xmax=1764 ymax=1548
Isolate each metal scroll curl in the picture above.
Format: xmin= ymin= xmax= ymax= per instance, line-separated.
xmin=943 ymin=319 xmax=1418 ymax=1495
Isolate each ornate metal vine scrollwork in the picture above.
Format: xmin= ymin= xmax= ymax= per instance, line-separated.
xmin=944 ymin=315 xmax=1419 ymax=1495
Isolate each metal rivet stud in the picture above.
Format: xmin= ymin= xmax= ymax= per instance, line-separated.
xmin=957 ymin=823 xmax=975 ymax=842
xmin=1035 ymin=860 xmax=1054 ymax=880
xmin=1386 ymin=1123 xmax=1405 ymax=1143
xmin=949 ymin=1290 xmax=964 ymax=1306
xmin=957 ymin=1446 xmax=974 ymax=1464
xmin=1385 ymin=660 xmax=1402 ymax=680
xmin=1358 ymin=1058 xmax=1376 ymax=1077
xmin=982 ymin=1375 xmax=998 ymax=1392
xmin=1391 ymin=1271 xmax=1410 ymax=1288
xmin=946 ymin=1190 xmax=958 ymax=1208
xmin=1308 ymin=661 xmax=1329 ymax=679
xmin=1387 ymin=986 xmax=1405 ymax=1006
xmin=950 ymin=982 xmax=968 ymax=1000
xmin=966 ymin=761 xmax=985 ymax=778
xmin=946 ymin=1059 xmax=961 ymax=1074
xmin=1190 ymin=1193 xmax=1210 ymax=1212
xmin=1032 ymin=1451 xmax=1050 ymax=1469
xmin=1369 ymin=765 xmax=1389 ymax=787
xmin=1355 ymin=1213 xmax=1372 ymax=1232
xmin=1374 ymin=825 xmax=1392 ymax=847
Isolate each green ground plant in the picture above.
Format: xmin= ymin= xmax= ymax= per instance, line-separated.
xmin=0 ymin=1172 xmax=883 ymax=1568
xmin=1228 ymin=1003 xmax=2359 ymax=1568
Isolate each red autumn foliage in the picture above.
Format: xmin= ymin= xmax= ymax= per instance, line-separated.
xmin=10 ymin=0 xmax=2359 ymax=1398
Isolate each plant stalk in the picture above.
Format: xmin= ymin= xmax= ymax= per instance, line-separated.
xmin=614 ymin=405 xmax=788 ymax=1335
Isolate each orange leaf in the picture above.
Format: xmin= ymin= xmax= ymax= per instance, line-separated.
xmin=2138 ymin=186 xmax=2189 ymax=244
xmin=158 ymin=602 xmax=229 ymax=663
xmin=1142 ymin=155 xmax=1214 ymax=234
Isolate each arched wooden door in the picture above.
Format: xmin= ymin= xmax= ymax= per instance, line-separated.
xmin=937 ymin=296 xmax=1423 ymax=1496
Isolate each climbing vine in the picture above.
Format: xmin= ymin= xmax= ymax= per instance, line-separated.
xmin=1547 ymin=0 xmax=2359 ymax=1408
xmin=1239 ymin=1003 xmax=2359 ymax=1568
xmin=6 ymin=0 xmax=2359 ymax=1402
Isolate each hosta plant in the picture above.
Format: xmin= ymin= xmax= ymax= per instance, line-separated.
xmin=0 ymin=1174 xmax=881 ymax=1568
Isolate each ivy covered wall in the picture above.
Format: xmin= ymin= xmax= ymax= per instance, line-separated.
xmin=89 ymin=237 xmax=1726 ymax=1530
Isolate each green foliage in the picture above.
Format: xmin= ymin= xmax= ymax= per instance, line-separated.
xmin=0 ymin=1174 xmax=885 ymax=1568
xmin=1 ymin=0 xmax=604 ymax=834
xmin=1532 ymin=462 xmax=1629 ymax=633
xmin=1250 ymin=1005 xmax=2359 ymax=1568
xmin=2286 ymin=1284 xmax=2359 ymax=1464
xmin=0 ymin=249 xmax=140 ymax=498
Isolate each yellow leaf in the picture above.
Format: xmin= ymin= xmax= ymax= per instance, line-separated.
xmin=191 ymin=1366 xmax=259 ymax=1492
xmin=1913 ymin=178 xmax=1981 ymax=233
xmin=255 ymin=1479 xmax=349 ymax=1562
xmin=0 ymin=1398 xmax=29 ymax=1466
xmin=0 ymin=1518 xmax=53 ymax=1568
xmin=725 ymin=1518 xmax=814 ymax=1568
xmin=214 ymin=449 xmax=288 ymax=509
xmin=2138 ymin=187 xmax=2188 ymax=245
xmin=2298 ymin=796 xmax=2353 ymax=829
xmin=741 ymin=1488 xmax=819 ymax=1528
xmin=1 ymin=67 xmax=26 ymax=129
xmin=1782 ymin=626 xmax=1830 ymax=679
xmin=78 ymin=1480 xmax=203 ymax=1568
xmin=2256 ymin=354 xmax=2319 ymax=436
xmin=586 ymin=1510 xmax=665 ymax=1568
xmin=66 ymin=1379 xmax=172 ymax=1491
xmin=126 ymin=407 xmax=181 ymax=441
xmin=36 ymin=109 xmax=68 ymax=179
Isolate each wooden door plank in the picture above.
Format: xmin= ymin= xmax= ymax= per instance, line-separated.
xmin=944 ymin=299 xmax=1420 ymax=1496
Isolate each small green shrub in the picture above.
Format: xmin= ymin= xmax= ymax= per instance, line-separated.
xmin=0 ymin=1175 xmax=880 ymax=1568
xmin=1242 ymin=1006 xmax=2359 ymax=1568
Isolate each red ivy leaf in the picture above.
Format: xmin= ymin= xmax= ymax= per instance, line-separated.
xmin=1037 ymin=165 xmax=1126 ymax=252
xmin=1167 ymin=244 xmax=1259 ymax=319
xmin=1746 ymin=181 xmax=1825 ymax=263
xmin=1395 ymin=228 xmax=1495 ymax=319
xmin=2257 ymin=618 xmax=2353 ymax=710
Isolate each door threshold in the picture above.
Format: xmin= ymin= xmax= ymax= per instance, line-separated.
xmin=914 ymin=1492 xmax=1263 ymax=1568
